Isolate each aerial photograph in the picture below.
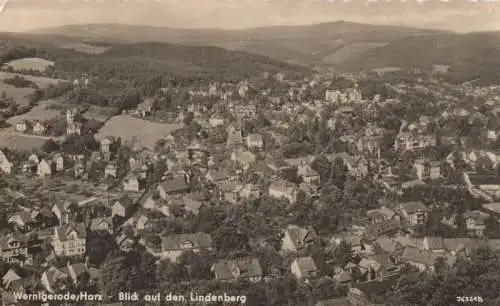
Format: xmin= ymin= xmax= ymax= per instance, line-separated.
xmin=0 ymin=0 xmax=500 ymax=305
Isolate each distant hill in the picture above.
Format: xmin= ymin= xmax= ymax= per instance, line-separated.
xmin=22 ymin=22 xmax=500 ymax=84
xmin=31 ymin=21 xmax=441 ymax=66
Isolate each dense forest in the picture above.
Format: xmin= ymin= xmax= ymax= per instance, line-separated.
xmin=0 ymin=43 xmax=311 ymax=84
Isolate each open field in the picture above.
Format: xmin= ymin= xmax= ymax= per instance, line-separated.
xmin=58 ymin=42 xmax=111 ymax=54
xmin=322 ymin=42 xmax=388 ymax=65
xmin=83 ymin=106 xmax=120 ymax=122
xmin=0 ymin=132 xmax=48 ymax=151
xmin=94 ymin=115 xmax=183 ymax=150
xmin=0 ymin=71 xmax=68 ymax=88
xmin=0 ymin=83 xmax=34 ymax=106
xmin=372 ymin=67 xmax=402 ymax=74
xmin=4 ymin=57 xmax=54 ymax=72
xmin=6 ymin=99 xmax=62 ymax=125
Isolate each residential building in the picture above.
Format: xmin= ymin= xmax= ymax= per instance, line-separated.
xmin=399 ymin=201 xmax=429 ymax=225
xmin=291 ymin=257 xmax=318 ymax=280
xmin=212 ymin=258 xmax=262 ymax=282
xmin=246 ymin=133 xmax=264 ymax=150
xmin=281 ymin=225 xmax=316 ymax=252
xmin=161 ymin=232 xmax=213 ymax=262
xmin=157 ymin=177 xmax=191 ymax=200
xmin=52 ymin=223 xmax=87 ymax=257
xmin=0 ymin=234 xmax=31 ymax=266
xmin=269 ymin=180 xmax=298 ymax=204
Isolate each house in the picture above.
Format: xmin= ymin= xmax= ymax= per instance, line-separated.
xmin=67 ymin=260 xmax=99 ymax=286
xmin=157 ymin=177 xmax=191 ymax=200
xmin=212 ymin=258 xmax=263 ymax=282
xmin=399 ymin=201 xmax=429 ymax=225
xmin=52 ymin=223 xmax=87 ymax=257
xmin=116 ymin=234 xmax=135 ymax=252
xmin=90 ymin=217 xmax=113 ymax=234
xmin=462 ymin=210 xmax=489 ymax=237
xmin=209 ymin=114 xmax=225 ymax=127
xmin=246 ymin=133 xmax=264 ymax=150
xmin=422 ymin=237 xmax=446 ymax=253
xmin=238 ymin=183 xmax=261 ymax=199
xmin=52 ymin=200 xmax=78 ymax=225
xmin=291 ymin=257 xmax=318 ymax=280
xmin=111 ymin=196 xmax=135 ymax=219
xmin=464 ymin=173 xmax=500 ymax=201
xmin=16 ymin=120 xmax=29 ymax=133
xmin=297 ymin=164 xmax=320 ymax=185
xmin=104 ymin=163 xmax=118 ymax=178
xmin=37 ymin=159 xmax=52 ymax=177
xmin=366 ymin=206 xmax=399 ymax=224
xmin=231 ymin=149 xmax=256 ymax=169
xmin=183 ymin=196 xmax=204 ymax=215
xmin=205 ymin=169 xmax=233 ymax=186
xmin=33 ymin=121 xmax=47 ymax=135
xmin=0 ymin=234 xmax=31 ymax=265
xmin=356 ymin=254 xmax=398 ymax=282
xmin=2 ymin=268 xmax=22 ymax=289
xmin=122 ymin=173 xmax=141 ymax=192
xmin=161 ymin=232 xmax=213 ymax=262
xmin=413 ymin=160 xmax=441 ymax=180
xmin=8 ymin=208 xmax=55 ymax=232
xmin=397 ymin=246 xmax=454 ymax=272
xmin=0 ymin=150 xmax=13 ymax=174
xmin=394 ymin=133 xmax=436 ymax=151
xmin=136 ymin=98 xmax=155 ymax=118
xmin=41 ymin=266 xmax=69 ymax=293
xmin=269 ymin=180 xmax=298 ymax=204
xmin=281 ymin=225 xmax=316 ymax=252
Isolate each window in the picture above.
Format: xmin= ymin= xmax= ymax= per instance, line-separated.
xmin=416 ymin=212 xmax=426 ymax=224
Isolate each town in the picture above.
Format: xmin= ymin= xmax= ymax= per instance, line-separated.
xmin=1 ymin=23 xmax=500 ymax=306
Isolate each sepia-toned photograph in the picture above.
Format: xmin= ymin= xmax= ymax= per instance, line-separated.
xmin=0 ymin=0 xmax=500 ymax=305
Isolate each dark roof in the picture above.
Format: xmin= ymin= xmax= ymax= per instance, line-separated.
xmin=158 ymin=178 xmax=190 ymax=194
xmin=469 ymin=175 xmax=500 ymax=186
xmin=114 ymin=195 xmax=134 ymax=209
xmin=425 ymin=237 xmax=445 ymax=250
xmin=161 ymin=232 xmax=212 ymax=251
xmin=400 ymin=201 xmax=429 ymax=213
xmin=351 ymin=278 xmax=397 ymax=297
xmin=212 ymin=258 xmax=262 ymax=280
xmin=55 ymin=223 xmax=87 ymax=241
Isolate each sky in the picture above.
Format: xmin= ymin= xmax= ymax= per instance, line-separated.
xmin=0 ymin=0 xmax=499 ymax=33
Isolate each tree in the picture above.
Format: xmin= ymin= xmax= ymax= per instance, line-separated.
xmin=86 ymin=231 xmax=117 ymax=266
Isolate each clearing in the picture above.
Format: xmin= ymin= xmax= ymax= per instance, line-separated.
xmin=6 ymin=99 xmax=63 ymax=126
xmin=4 ymin=58 xmax=55 ymax=72
xmin=0 ymin=133 xmax=48 ymax=151
xmin=95 ymin=115 xmax=183 ymax=150
xmin=0 ymin=71 xmax=67 ymax=88
xmin=0 ymin=83 xmax=34 ymax=106
xmin=58 ymin=42 xmax=111 ymax=54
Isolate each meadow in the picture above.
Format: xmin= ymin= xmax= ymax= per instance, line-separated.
xmin=4 ymin=57 xmax=54 ymax=72
xmin=94 ymin=115 xmax=183 ymax=150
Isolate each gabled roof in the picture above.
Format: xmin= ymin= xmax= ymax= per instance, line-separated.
xmin=55 ymin=223 xmax=87 ymax=241
xmin=399 ymin=201 xmax=429 ymax=213
xmin=212 ymin=258 xmax=262 ymax=280
xmin=158 ymin=178 xmax=190 ymax=194
xmin=284 ymin=225 xmax=316 ymax=250
xmin=161 ymin=232 xmax=212 ymax=251
xmin=293 ymin=256 xmax=317 ymax=278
